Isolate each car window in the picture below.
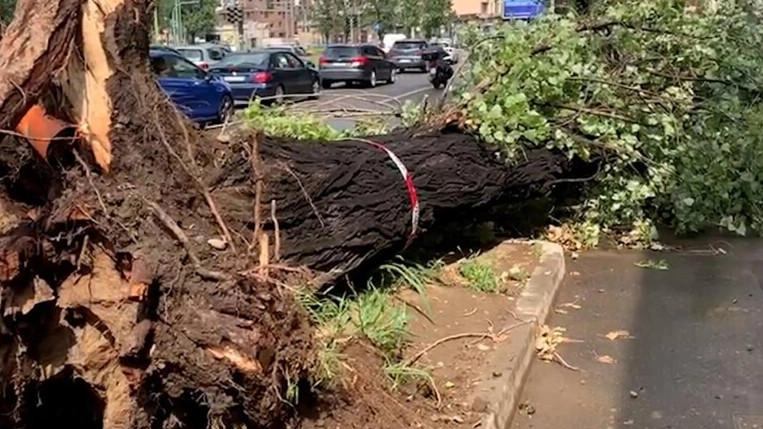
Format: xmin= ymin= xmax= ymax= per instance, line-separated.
xmin=216 ymin=53 xmax=270 ymax=67
xmin=361 ymin=46 xmax=374 ymax=56
xmin=294 ymin=47 xmax=308 ymax=56
xmin=393 ymin=41 xmax=427 ymax=50
xmin=272 ymin=53 xmax=299 ymax=69
xmin=324 ymin=46 xmax=361 ymax=58
xmin=151 ymin=54 xmax=203 ymax=79
xmin=177 ymin=48 xmax=203 ymax=62
xmin=373 ymin=47 xmax=386 ymax=57
xmin=208 ymin=48 xmax=224 ymax=61
xmin=285 ymin=53 xmax=304 ymax=68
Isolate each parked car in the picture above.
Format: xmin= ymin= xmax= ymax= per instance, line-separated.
xmin=318 ymin=44 xmax=396 ymax=88
xmin=174 ymin=44 xmax=228 ymax=70
xmin=388 ymin=39 xmax=429 ymax=72
xmin=263 ymin=45 xmax=316 ymax=69
xmin=208 ymin=50 xmax=320 ymax=105
xmin=149 ymin=49 xmax=234 ymax=125
xmin=150 ymin=44 xmax=183 ymax=56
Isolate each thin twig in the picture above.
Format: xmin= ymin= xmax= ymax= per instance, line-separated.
xmin=277 ymin=161 xmax=325 ymax=228
xmin=394 ymin=296 xmax=435 ymax=325
xmin=152 ymin=111 xmax=236 ymax=251
xmin=271 ymin=199 xmax=280 ymax=262
xmin=553 ymin=352 xmax=581 ymax=371
xmin=405 ymin=333 xmax=492 ymax=367
xmin=145 ymin=199 xmax=230 ymax=281
xmin=250 ymin=132 xmax=265 ymax=254
xmin=73 ymin=150 xmax=138 ymax=243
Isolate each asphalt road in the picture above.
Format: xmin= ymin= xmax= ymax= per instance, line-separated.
xmin=512 ymin=239 xmax=763 ymax=429
xmin=307 ymin=72 xmax=443 ymax=131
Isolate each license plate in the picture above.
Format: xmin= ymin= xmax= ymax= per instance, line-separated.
xmin=400 ymin=59 xmax=411 ymax=63
xmin=223 ymin=76 xmax=245 ymax=82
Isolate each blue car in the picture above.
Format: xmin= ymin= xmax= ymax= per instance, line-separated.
xmin=149 ymin=49 xmax=234 ymax=125
xmin=208 ymin=50 xmax=320 ymax=105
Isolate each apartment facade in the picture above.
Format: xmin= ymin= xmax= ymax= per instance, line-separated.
xmin=452 ymin=0 xmax=503 ymax=20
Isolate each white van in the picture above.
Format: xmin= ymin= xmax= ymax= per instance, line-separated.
xmin=382 ymin=33 xmax=408 ymax=52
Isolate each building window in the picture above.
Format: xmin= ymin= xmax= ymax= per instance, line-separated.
xmin=481 ymin=1 xmax=488 ymax=14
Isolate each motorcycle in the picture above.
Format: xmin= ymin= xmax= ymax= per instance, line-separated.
xmin=421 ymin=49 xmax=454 ymax=89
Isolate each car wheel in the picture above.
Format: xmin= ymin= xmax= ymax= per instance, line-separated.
xmin=387 ymin=68 xmax=396 ymax=84
xmin=217 ymin=95 xmax=234 ymax=124
xmin=273 ymin=85 xmax=285 ymax=105
xmin=309 ymin=80 xmax=320 ymax=100
xmin=322 ymin=80 xmax=333 ymax=89
xmin=368 ymin=70 xmax=377 ymax=88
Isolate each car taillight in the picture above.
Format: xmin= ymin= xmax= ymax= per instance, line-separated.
xmin=319 ymin=56 xmax=329 ymax=65
xmin=350 ymin=56 xmax=369 ymax=67
xmin=198 ymin=62 xmax=209 ymax=70
xmin=252 ymin=71 xmax=272 ymax=83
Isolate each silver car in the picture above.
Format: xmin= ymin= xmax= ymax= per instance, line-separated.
xmin=264 ymin=45 xmax=316 ymax=70
xmin=174 ymin=44 xmax=229 ymax=71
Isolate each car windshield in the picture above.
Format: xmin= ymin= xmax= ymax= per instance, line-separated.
xmin=215 ymin=53 xmax=270 ymax=67
xmin=324 ymin=46 xmax=361 ymax=58
xmin=393 ymin=41 xmax=426 ymax=50
xmin=177 ymin=49 xmax=203 ymax=61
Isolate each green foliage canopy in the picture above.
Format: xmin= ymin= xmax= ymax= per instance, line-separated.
xmin=456 ymin=0 xmax=763 ymax=236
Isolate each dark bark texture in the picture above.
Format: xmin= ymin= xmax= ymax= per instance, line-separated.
xmin=213 ymin=129 xmax=598 ymax=280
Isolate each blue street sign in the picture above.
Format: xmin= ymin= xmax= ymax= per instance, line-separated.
xmin=503 ymin=0 xmax=544 ymax=20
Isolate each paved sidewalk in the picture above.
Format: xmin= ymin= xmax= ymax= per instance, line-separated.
xmin=512 ymin=239 xmax=763 ymax=429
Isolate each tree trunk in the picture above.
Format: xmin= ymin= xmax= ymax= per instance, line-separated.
xmin=0 ymin=1 xmax=602 ymax=428
xmin=1 ymin=1 xmax=315 ymax=428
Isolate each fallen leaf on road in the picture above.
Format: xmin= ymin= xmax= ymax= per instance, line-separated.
xmin=554 ymin=309 xmax=569 ymax=315
xmin=596 ymin=354 xmax=617 ymax=364
xmin=559 ymin=302 xmax=582 ymax=310
xmin=605 ymin=330 xmax=634 ymax=341
xmin=569 ymin=271 xmax=581 ymax=276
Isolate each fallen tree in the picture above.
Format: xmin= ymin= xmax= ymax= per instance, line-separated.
xmin=0 ymin=1 xmax=602 ymax=429
xmin=4 ymin=0 xmax=763 ymax=426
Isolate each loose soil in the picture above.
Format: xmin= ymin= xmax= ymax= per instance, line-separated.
xmin=298 ymin=241 xmax=539 ymax=429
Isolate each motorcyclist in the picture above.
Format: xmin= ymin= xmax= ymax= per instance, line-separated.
xmin=421 ymin=45 xmax=454 ymax=87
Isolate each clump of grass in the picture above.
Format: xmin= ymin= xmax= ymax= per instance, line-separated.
xmin=296 ymin=290 xmax=352 ymax=387
xmin=460 ymin=259 xmax=500 ymax=292
xmin=379 ymin=257 xmax=443 ymax=296
xmin=355 ymin=288 xmax=409 ymax=355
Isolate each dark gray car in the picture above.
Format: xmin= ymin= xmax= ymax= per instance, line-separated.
xmin=388 ymin=39 xmax=429 ymax=72
xmin=319 ymin=44 xmax=397 ymax=88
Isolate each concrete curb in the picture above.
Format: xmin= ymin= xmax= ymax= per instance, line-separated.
xmin=472 ymin=241 xmax=566 ymax=429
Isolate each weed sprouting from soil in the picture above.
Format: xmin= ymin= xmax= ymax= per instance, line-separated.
xmin=295 ymin=258 xmax=443 ymax=392
xmin=459 ymin=259 xmax=500 ymax=292
xmin=356 ymin=288 xmax=409 ymax=355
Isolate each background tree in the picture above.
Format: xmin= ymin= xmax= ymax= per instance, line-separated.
xmin=364 ymin=0 xmax=400 ymax=38
xmin=312 ymin=0 xmax=343 ymax=41
xmin=0 ymin=0 xmax=15 ymax=27
xmin=398 ymin=0 xmax=422 ymax=36
xmin=421 ymin=0 xmax=452 ymax=37
xmin=181 ymin=0 xmax=216 ymax=42
xmin=156 ymin=0 xmax=216 ymax=43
